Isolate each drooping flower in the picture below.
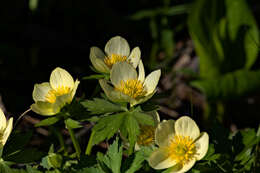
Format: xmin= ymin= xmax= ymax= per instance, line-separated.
xmin=99 ymin=61 xmax=161 ymax=106
xmin=135 ymin=111 xmax=160 ymax=150
xmin=0 ymin=109 xmax=13 ymax=148
xmin=89 ymin=36 xmax=141 ymax=73
xmin=148 ymin=116 xmax=209 ymax=173
xmin=31 ymin=67 xmax=80 ymax=116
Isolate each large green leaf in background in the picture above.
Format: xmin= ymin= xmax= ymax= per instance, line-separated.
xmin=188 ymin=0 xmax=259 ymax=100
xmin=191 ymin=70 xmax=260 ymax=100
xmin=188 ymin=0 xmax=259 ymax=79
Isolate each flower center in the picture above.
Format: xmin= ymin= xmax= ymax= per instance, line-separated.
xmin=104 ymin=54 xmax=127 ymax=68
xmin=137 ymin=125 xmax=155 ymax=146
xmin=45 ymin=86 xmax=71 ymax=103
xmin=167 ymin=135 xmax=197 ymax=165
xmin=115 ymin=79 xmax=146 ymax=99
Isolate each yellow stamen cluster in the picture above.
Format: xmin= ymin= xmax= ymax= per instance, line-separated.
xmin=45 ymin=86 xmax=71 ymax=103
xmin=167 ymin=135 xmax=197 ymax=166
xmin=137 ymin=125 xmax=155 ymax=146
xmin=115 ymin=79 xmax=146 ymax=99
xmin=104 ymin=54 xmax=127 ymax=68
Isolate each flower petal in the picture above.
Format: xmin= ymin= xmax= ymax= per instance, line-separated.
xmin=174 ymin=159 xmax=196 ymax=173
xmin=105 ymin=36 xmax=130 ymax=57
xmin=90 ymin=47 xmax=110 ymax=73
xmin=130 ymin=90 xmax=156 ymax=107
xmin=144 ymin=69 xmax=161 ymax=95
xmin=174 ymin=116 xmax=200 ymax=140
xmin=32 ymin=82 xmax=52 ymax=102
xmin=155 ymin=120 xmax=175 ymax=147
xmin=195 ymin=132 xmax=209 ymax=160
xmin=110 ymin=62 xmax=137 ymax=87
xmin=0 ymin=109 xmax=6 ymax=131
xmin=128 ymin=47 xmax=141 ymax=68
xmin=54 ymin=94 xmax=72 ymax=111
xmin=50 ymin=67 xmax=74 ymax=91
xmin=70 ymin=79 xmax=80 ymax=100
xmin=31 ymin=102 xmax=57 ymax=116
xmin=148 ymin=148 xmax=177 ymax=169
xmin=138 ymin=60 xmax=145 ymax=82
xmin=99 ymin=79 xmax=132 ymax=103
xmin=2 ymin=117 xmax=13 ymax=146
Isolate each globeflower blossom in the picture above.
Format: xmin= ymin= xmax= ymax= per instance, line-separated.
xmin=148 ymin=116 xmax=209 ymax=173
xmin=31 ymin=67 xmax=79 ymax=116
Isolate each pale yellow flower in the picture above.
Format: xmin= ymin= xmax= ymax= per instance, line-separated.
xmin=31 ymin=67 xmax=80 ymax=116
xmin=135 ymin=111 xmax=160 ymax=150
xmin=0 ymin=108 xmax=13 ymax=148
xmin=148 ymin=116 xmax=209 ymax=173
xmin=89 ymin=36 xmax=141 ymax=73
xmin=99 ymin=61 xmax=161 ymax=106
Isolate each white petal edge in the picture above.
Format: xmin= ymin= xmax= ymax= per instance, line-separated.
xmin=148 ymin=148 xmax=177 ymax=169
xmin=105 ymin=36 xmax=130 ymax=57
xmin=174 ymin=116 xmax=200 ymax=140
xmin=144 ymin=69 xmax=161 ymax=95
xmin=70 ymin=79 xmax=80 ymax=100
xmin=195 ymin=132 xmax=209 ymax=160
xmin=128 ymin=47 xmax=141 ymax=68
xmin=0 ymin=108 xmax=6 ymax=131
xmin=50 ymin=67 xmax=74 ymax=91
xmin=2 ymin=117 xmax=13 ymax=146
xmin=155 ymin=120 xmax=175 ymax=147
xmin=138 ymin=60 xmax=145 ymax=82
xmin=90 ymin=47 xmax=110 ymax=73
xmin=110 ymin=62 xmax=137 ymax=87
xmin=32 ymin=82 xmax=52 ymax=102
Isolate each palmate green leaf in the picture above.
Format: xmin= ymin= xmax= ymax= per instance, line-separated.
xmin=97 ymin=137 xmax=122 ymax=173
xmin=123 ymin=113 xmax=140 ymax=154
xmin=132 ymin=112 xmax=154 ymax=126
xmin=191 ymin=70 xmax=260 ymax=100
xmin=26 ymin=165 xmax=42 ymax=173
xmin=124 ymin=149 xmax=146 ymax=173
xmin=81 ymin=98 xmax=127 ymax=115
xmin=92 ymin=112 xmax=126 ymax=146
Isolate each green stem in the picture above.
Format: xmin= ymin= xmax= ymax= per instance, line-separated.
xmin=52 ymin=127 xmax=66 ymax=153
xmin=85 ymin=130 xmax=95 ymax=155
xmin=68 ymin=127 xmax=81 ymax=158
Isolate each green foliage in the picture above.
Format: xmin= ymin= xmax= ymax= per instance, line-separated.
xmin=90 ymin=107 xmax=154 ymax=153
xmin=188 ymin=0 xmax=259 ymax=79
xmin=191 ymin=69 xmax=260 ymax=100
xmin=65 ymin=118 xmax=82 ymax=129
xmin=35 ymin=117 xmax=61 ymax=127
xmin=81 ymin=98 xmax=127 ymax=115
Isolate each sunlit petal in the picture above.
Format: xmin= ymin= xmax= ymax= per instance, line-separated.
xmin=128 ymin=47 xmax=141 ymax=68
xmin=195 ymin=132 xmax=209 ymax=160
xmin=174 ymin=116 xmax=200 ymax=140
xmin=32 ymin=82 xmax=52 ymax=102
xmin=149 ymin=148 xmax=177 ymax=169
xmin=105 ymin=36 xmax=130 ymax=57
xmin=144 ymin=69 xmax=161 ymax=95
xmin=155 ymin=120 xmax=175 ymax=147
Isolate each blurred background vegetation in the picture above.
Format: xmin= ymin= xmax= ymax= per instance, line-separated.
xmin=0 ymin=0 xmax=260 ymax=130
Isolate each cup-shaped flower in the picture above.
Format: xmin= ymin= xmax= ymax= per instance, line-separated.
xmin=148 ymin=116 xmax=209 ymax=173
xmin=135 ymin=111 xmax=160 ymax=150
xmin=90 ymin=36 xmax=141 ymax=73
xmin=0 ymin=109 xmax=13 ymax=148
xmin=31 ymin=67 xmax=80 ymax=116
xmin=99 ymin=61 xmax=161 ymax=106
